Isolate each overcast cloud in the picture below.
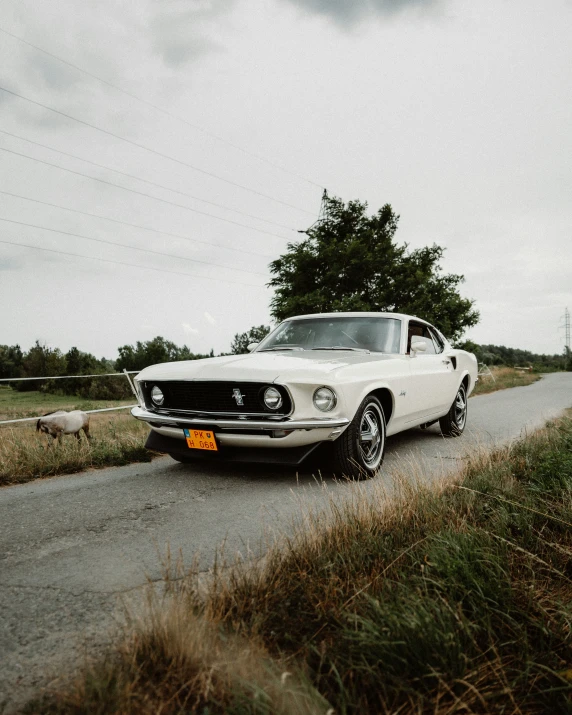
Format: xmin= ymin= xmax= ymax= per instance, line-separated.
xmin=0 ymin=0 xmax=570 ymax=361
xmin=149 ymin=0 xmax=234 ymax=67
xmin=284 ymin=0 xmax=437 ymax=24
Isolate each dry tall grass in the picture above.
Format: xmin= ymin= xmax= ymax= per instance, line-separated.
xmin=60 ymin=599 xmax=330 ymax=715
xmin=29 ymin=416 xmax=572 ymax=714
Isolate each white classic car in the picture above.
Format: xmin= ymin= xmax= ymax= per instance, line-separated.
xmin=131 ymin=312 xmax=478 ymax=478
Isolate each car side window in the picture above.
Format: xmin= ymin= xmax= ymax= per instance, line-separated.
xmin=428 ymin=327 xmax=444 ymax=354
xmin=407 ymin=322 xmax=437 ymax=355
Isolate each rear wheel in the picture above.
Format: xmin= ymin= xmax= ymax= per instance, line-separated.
xmin=439 ymin=383 xmax=467 ymax=437
xmin=331 ymin=395 xmax=386 ymax=479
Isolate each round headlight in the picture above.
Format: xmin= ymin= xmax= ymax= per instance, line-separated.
xmin=151 ymin=385 xmax=164 ymax=406
xmin=313 ymin=387 xmax=336 ymax=412
xmin=263 ymin=387 xmax=283 ymax=410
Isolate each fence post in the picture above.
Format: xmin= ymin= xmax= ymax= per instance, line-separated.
xmin=123 ymin=369 xmax=139 ymax=401
xmin=478 ymin=363 xmax=496 ymax=383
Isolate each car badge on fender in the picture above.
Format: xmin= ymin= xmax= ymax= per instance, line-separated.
xmin=232 ymin=388 xmax=245 ymax=406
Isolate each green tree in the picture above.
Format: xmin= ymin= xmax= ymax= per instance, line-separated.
xmin=230 ymin=325 xmax=271 ymax=354
xmin=17 ymin=341 xmax=67 ymax=391
xmin=57 ymin=347 xmax=113 ymax=397
xmin=269 ymin=196 xmax=479 ymax=342
xmin=65 ymin=346 xmax=99 ymax=375
xmin=0 ymin=344 xmax=23 ymax=380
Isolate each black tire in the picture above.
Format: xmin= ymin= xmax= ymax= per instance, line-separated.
xmin=331 ymin=395 xmax=386 ymax=479
xmin=439 ymin=383 xmax=468 ymax=437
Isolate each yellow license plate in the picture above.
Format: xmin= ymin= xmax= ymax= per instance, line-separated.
xmin=184 ymin=429 xmax=218 ymax=451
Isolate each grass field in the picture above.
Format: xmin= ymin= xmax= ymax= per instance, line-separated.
xmin=27 ymin=412 xmax=572 ymax=714
xmin=0 ymin=385 xmax=133 ymax=421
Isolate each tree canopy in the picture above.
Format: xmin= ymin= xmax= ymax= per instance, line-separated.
xmin=269 ymin=196 xmax=479 ymax=342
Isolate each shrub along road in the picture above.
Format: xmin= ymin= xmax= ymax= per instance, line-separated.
xmin=0 ymin=372 xmax=571 ymax=711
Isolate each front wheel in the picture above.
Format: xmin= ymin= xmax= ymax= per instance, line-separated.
xmin=439 ymin=383 xmax=467 ymax=437
xmin=331 ymin=395 xmax=386 ymax=479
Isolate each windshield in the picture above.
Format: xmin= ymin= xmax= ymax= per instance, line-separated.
xmin=258 ymin=316 xmax=402 ymax=354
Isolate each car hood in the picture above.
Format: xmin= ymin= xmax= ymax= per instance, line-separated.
xmin=135 ymin=350 xmax=397 ymax=383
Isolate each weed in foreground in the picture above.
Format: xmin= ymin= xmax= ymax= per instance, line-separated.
xmin=26 ymin=595 xmax=329 ymax=715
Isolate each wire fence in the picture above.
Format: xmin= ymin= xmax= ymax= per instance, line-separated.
xmin=0 ymin=369 xmax=140 ymax=426
xmin=0 ymin=371 xmax=138 ymax=382
xmin=0 ymin=405 xmax=137 ymax=425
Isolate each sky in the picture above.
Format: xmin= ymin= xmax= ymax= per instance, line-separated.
xmin=0 ymin=0 xmax=570 ymax=360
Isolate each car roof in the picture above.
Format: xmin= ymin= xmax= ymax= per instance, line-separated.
xmin=284 ymin=312 xmax=429 ymax=324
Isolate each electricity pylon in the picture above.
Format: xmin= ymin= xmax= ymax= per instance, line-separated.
xmin=298 ymin=189 xmax=329 ymax=236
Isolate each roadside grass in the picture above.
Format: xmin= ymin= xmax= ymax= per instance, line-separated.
xmin=472 ymin=366 xmax=541 ymax=396
xmin=29 ymin=414 xmax=572 ymax=714
xmin=0 ymin=386 xmax=153 ymax=486
xmin=0 ymin=413 xmax=151 ymax=486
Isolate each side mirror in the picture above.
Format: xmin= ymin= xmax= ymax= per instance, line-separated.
xmin=411 ymin=340 xmax=427 ymax=355
xmin=247 ymin=343 xmax=259 ymax=353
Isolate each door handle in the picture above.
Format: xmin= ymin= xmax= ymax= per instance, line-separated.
xmin=442 ymin=359 xmax=451 ymax=364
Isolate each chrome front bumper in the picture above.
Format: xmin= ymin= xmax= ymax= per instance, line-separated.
xmin=131 ymin=406 xmax=350 ymax=431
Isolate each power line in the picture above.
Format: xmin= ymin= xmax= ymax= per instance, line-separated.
xmin=0 ymin=25 xmax=324 ymax=190
xmin=0 ymin=128 xmax=294 ymax=231
xmin=0 ymin=190 xmax=276 ymax=260
xmin=0 ymin=217 xmax=269 ymax=277
xmin=0 ymin=146 xmax=291 ymax=241
xmin=0 ymin=85 xmax=315 ymax=216
xmin=0 ymin=238 xmax=266 ymax=289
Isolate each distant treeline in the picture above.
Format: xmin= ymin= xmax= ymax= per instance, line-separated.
xmin=0 ymin=337 xmax=214 ymax=399
xmin=457 ymin=340 xmax=568 ymax=371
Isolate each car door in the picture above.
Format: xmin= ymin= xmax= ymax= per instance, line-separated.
xmin=404 ymin=321 xmax=457 ymax=423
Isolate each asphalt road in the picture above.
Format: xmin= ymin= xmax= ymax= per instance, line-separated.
xmin=1 ymin=372 xmax=571 ymax=712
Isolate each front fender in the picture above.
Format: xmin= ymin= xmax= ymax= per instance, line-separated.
xmin=337 ymin=379 xmax=405 ymax=432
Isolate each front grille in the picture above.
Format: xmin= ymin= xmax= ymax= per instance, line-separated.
xmin=141 ymin=381 xmax=292 ymax=416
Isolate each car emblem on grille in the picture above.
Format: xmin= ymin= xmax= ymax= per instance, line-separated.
xmin=232 ymin=388 xmax=245 ymax=406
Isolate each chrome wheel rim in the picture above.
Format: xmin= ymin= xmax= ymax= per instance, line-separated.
xmin=454 ymin=386 xmax=467 ymax=430
xmin=359 ymin=403 xmax=385 ymax=470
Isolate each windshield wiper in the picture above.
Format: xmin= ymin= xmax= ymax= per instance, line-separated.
xmin=259 ymin=346 xmax=305 ymax=352
xmin=311 ymin=346 xmax=370 ymax=353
